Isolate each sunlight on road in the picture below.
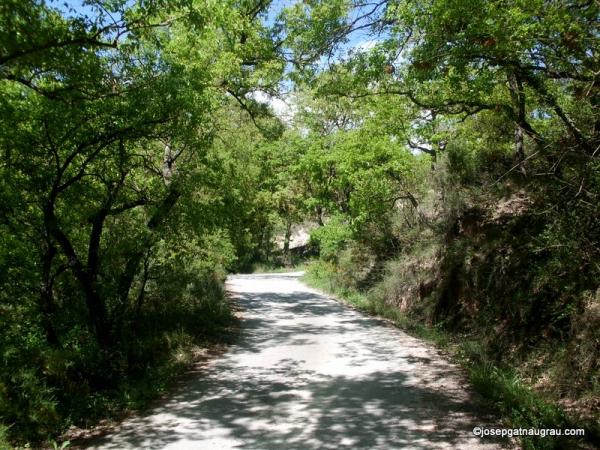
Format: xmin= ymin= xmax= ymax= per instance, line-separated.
xmin=84 ymin=273 xmax=503 ymax=450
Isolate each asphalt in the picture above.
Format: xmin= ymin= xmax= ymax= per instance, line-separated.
xmin=83 ymin=272 xmax=504 ymax=449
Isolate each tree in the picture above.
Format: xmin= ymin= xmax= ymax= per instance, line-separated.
xmin=0 ymin=0 xmax=286 ymax=442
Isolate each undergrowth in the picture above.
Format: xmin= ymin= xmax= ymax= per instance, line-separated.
xmin=1 ymin=279 xmax=236 ymax=448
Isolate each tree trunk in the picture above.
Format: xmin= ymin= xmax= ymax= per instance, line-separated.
xmin=43 ymin=201 xmax=113 ymax=349
xmin=40 ymin=241 xmax=60 ymax=347
xmin=283 ymin=218 xmax=292 ymax=266
xmin=117 ymin=187 xmax=181 ymax=309
xmin=316 ymin=205 xmax=324 ymax=226
xmin=508 ymin=72 xmax=527 ymax=175
xmin=135 ymin=250 xmax=151 ymax=319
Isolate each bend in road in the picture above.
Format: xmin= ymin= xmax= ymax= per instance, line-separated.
xmin=83 ymin=272 xmax=504 ymax=449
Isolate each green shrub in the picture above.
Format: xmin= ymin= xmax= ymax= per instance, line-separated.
xmin=309 ymin=215 xmax=353 ymax=262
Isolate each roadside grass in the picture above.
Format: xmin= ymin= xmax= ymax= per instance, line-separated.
xmin=0 ymin=425 xmax=11 ymax=450
xmin=250 ymin=262 xmax=308 ymax=273
xmin=302 ymin=261 xmax=448 ymax=344
xmin=250 ymin=258 xmax=313 ymax=274
xmin=302 ymin=263 xmax=598 ymax=450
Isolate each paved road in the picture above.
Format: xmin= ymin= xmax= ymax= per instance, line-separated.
xmin=84 ymin=273 xmax=503 ymax=449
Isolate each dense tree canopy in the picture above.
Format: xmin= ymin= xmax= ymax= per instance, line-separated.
xmin=1 ymin=0 xmax=599 ymax=447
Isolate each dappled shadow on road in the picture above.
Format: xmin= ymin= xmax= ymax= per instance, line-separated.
xmin=84 ymin=276 xmax=504 ymax=449
xmin=89 ymin=367 xmax=486 ymax=449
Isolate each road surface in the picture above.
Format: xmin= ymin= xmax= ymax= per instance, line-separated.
xmin=84 ymin=272 xmax=504 ymax=449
